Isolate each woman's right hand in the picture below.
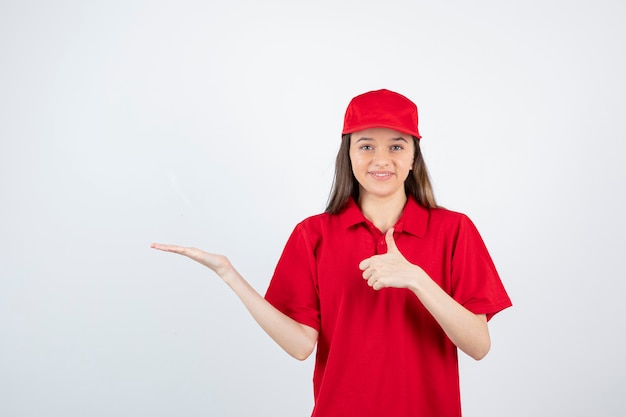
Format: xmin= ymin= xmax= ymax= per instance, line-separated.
xmin=150 ymin=242 xmax=318 ymax=360
xmin=150 ymin=243 xmax=231 ymax=277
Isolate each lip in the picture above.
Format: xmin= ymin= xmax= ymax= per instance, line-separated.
xmin=368 ymin=171 xmax=394 ymax=181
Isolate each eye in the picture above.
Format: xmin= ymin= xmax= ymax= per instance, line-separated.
xmin=390 ymin=145 xmax=404 ymax=151
xmin=360 ymin=145 xmax=373 ymax=151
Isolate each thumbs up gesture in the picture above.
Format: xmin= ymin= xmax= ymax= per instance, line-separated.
xmin=358 ymin=228 xmax=426 ymax=291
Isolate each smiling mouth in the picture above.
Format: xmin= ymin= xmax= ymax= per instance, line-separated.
xmin=369 ymin=171 xmax=394 ymax=179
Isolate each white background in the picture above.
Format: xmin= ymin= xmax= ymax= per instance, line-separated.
xmin=1 ymin=0 xmax=625 ymax=416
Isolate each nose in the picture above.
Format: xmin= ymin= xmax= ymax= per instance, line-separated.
xmin=372 ymin=148 xmax=390 ymax=167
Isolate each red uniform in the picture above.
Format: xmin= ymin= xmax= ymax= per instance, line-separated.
xmin=265 ymin=196 xmax=512 ymax=417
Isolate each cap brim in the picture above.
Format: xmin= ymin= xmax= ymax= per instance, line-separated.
xmin=342 ymin=123 xmax=421 ymax=139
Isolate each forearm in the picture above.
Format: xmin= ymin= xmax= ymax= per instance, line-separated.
xmin=408 ymin=272 xmax=490 ymax=360
xmin=220 ymin=264 xmax=318 ymax=361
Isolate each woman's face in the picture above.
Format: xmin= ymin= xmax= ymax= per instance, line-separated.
xmin=349 ymin=127 xmax=415 ymax=202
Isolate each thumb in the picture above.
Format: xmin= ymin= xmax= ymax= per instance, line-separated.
xmin=385 ymin=228 xmax=398 ymax=252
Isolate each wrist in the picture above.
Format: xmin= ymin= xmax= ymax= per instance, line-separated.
xmin=406 ymin=265 xmax=428 ymax=294
xmin=220 ymin=263 xmax=243 ymax=288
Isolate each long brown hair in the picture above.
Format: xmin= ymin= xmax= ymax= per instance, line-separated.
xmin=325 ymin=134 xmax=438 ymax=213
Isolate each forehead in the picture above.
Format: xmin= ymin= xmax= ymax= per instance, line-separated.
xmin=350 ymin=127 xmax=413 ymax=142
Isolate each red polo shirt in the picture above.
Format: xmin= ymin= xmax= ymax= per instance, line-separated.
xmin=265 ymin=196 xmax=512 ymax=417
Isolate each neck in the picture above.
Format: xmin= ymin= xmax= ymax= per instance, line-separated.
xmin=358 ymin=191 xmax=408 ymax=232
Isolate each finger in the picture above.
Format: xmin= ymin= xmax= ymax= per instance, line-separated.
xmin=151 ymin=242 xmax=170 ymax=251
xmin=359 ymin=258 xmax=371 ymax=271
xmin=368 ymin=274 xmax=386 ymax=290
xmin=385 ymin=228 xmax=398 ymax=253
xmin=362 ymin=268 xmax=372 ymax=280
xmin=150 ymin=243 xmax=187 ymax=254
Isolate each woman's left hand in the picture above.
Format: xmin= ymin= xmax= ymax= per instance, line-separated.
xmin=359 ymin=228 xmax=491 ymax=359
xmin=359 ymin=228 xmax=425 ymax=290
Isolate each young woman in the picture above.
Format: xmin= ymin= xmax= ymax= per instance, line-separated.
xmin=151 ymin=89 xmax=512 ymax=417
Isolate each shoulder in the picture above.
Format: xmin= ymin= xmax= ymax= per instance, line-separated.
xmin=426 ymin=206 xmax=484 ymax=239
xmin=300 ymin=210 xmax=333 ymax=223
xmin=279 ymin=211 xmax=345 ymax=256
xmin=294 ymin=211 xmax=339 ymax=235
xmin=428 ymin=206 xmax=473 ymax=226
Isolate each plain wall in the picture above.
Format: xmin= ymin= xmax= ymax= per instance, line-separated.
xmin=1 ymin=0 xmax=625 ymax=416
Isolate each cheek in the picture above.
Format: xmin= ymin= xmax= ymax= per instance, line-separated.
xmin=349 ymin=155 xmax=365 ymax=171
xmin=399 ymin=158 xmax=415 ymax=178
xmin=351 ymin=163 xmax=366 ymax=181
xmin=399 ymin=156 xmax=414 ymax=169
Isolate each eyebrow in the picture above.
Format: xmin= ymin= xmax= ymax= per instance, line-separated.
xmin=354 ymin=136 xmax=409 ymax=143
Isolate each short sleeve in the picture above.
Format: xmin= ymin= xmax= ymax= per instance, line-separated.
xmin=264 ymin=223 xmax=321 ymax=331
xmin=451 ymin=215 xmax=512 ymax=321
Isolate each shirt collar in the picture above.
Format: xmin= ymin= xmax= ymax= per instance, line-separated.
xmin=338 ymin=196 xmax=429 ymax=238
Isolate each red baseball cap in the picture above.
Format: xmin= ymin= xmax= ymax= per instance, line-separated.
xmin=342 ymin=89 xmax=421 ymax=139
